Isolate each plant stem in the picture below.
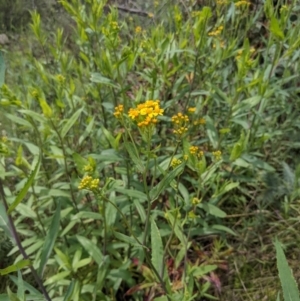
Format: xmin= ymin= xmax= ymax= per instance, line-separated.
xmin=0 ymin=180 xmax=52 ymax=301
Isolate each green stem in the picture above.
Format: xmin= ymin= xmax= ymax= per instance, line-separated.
xmin=142 ymin=136 xmax=152 ymax=246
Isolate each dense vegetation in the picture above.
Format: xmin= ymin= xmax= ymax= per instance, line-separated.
xmin=1 ymin=0 xmax=300 ymax=300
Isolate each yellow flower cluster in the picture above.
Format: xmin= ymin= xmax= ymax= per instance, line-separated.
xmin=110 ymin=21 xmax=119 ymax=30
xmin=235 ymin=0 xmax=250 ymax=7
xmin=114 ymin=104 xmax=124 ymax=118
xmin=212 ymin=150 xmax=222 ymax=160
xmin=189 ymin=146 xmax=204 ymax=158
xmin=84 ymin=164 xmax=94 ymax=173
xmin=208 ymin=25 xmax=224 ymax=37
xmin=172 ymin=113 xmax=189 ymax=136
xmin=193 ymin=118 xmax=206 ymax=126
xmin=78 ymin=175 xmax=99 ymax=191
xmin=171 ymin=158 xmax=182 ymax=168
xmin=128 ymin=100 xmax=164 ymax=128
xmin=188 ymin=107 xmax=196 ymax=113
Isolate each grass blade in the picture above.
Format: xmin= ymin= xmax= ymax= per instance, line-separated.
xmin=275 ymin=238 xmax=300 ymax=301
xmin=38 ymin=202 xmax=61 ymax=277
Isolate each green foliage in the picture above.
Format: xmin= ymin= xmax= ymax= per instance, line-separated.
xmin=275 ymin=239 xmax=300 ymax=301
xmin=1 ymin=0 xmax=300 ymax=300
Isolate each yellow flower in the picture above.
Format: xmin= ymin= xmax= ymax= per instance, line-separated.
xmin=148 ymin=13 xmax=154 ymax=18
xmin=198 ymin=150 xmax=204 ymax=158
xmin=189 ymin=146 xmax=199 ymax=155
xmin=208 ymin=25 xmax=224 ymax=37
xmin=171 ymin=158 xmax=182 ymax=168
xmin=188 ymin=107 xmax=196 ymax=113
xmin=78 ymin=175 xmax=100 ymax=191
xmin=212 ymin=150 xmax=222 ymax=160
xmin=135 ymin=26 xmax=142 ymax=34
xmin=128 ymin=100 xmax=163 ymax=128
xmin=84 ymin=164 xmax=94 ymax=173
xmin=78 ymin=175 xmax=92 ymax=190
xmin=194 ymin=117 xmax=206 ymax=125
xmin=114 ymin=104 xmax=124 ymax=118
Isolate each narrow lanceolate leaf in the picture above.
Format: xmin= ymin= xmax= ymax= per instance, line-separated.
xmin=124 ymin=141 xmax=145 ymax=173
xmin=7 ymin=155 xmax=40 ymax=215
xmin=61 ymin=107 xmax=84 ymax=139
xmin=270 ymin=16 xmax=284 ymax=40
xmin=77 ymin=236 xmax=103 ymax=265
xmin=0 ymin=51 xmax=5 ymax=87
xmin=275 ymin=238 xmax=300 ymax=301
xmin=38 ymin=202 xmax=61 ymax=277
xmin=0 ymin=260 xmax=31 ymax=275
xmin=151 ymin=219 xmax=164 ymax=275
xmin=149 ymin=164 xmax=184 ymax=202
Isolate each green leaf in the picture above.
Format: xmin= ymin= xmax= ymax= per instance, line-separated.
xmin=0 ymin=260 xmax=31 ymax=275
xmin=150 ymin=164 xmax=184 ymax=201
xmin=61 ymin=108 xmax=83 ymax=139
xmin=7 ymin=287 xmax=20 ymax=301
xmin=77 ymin=235 xmax=103 ymax=265
xmin=201 ymin=203 xmax=227 ymax=218
xmin=192 ymin=265 xmax=217 ymax=278
xmin=38 ymin=202 xmax=61 ymax=277
xmin=72 ymin=211 xmax=102 ymax=221
xmin=72 ymin=153 xmax=88 ymax=171
xmin=101 ymin=126 xmax=117 ymax=149
xmin=9 ymin=276 xmax=42 ymax=296
xmin=63 ymin=280 xmax=75 ymax=301
xmin=276 ymin=293 xmax=281 ymax=301
xmin=0 ymin=294 xmax=9 ymax=301
xmin=17 ymin=270 xmax=24 ymax=301
xmin=275 ymin=238 xmax=300 ymax=301
xmin=7 ymin=156 xmax=40 ymax=215
xmin=230 ymin=142 xmax=243 ymax=161
xmin=44 ymin=271 xmax=71 ymax=286
xmin=113 ymin=231 xmax=142 ymax=248
xmin=211 ymin=225 xmax=237 ymax=236
xmin=270 ymin=16 xmax=284 ymax=40
xmin=0 ymin=51 xmax=5 ymax=87
xmin=206 ymin=116 xmax=218 ymax=149
xmin=124 ymin=142 xmax=145 ymax=173
xmin=90 ymin=73 xmax=118 ymax=88
xmin=54 ymin=248 xmax=71 ymax=270
xmin=151 ymin=218 xmax=164 ymax=275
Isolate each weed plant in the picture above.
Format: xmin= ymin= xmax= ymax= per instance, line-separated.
xmin=1 ymin=0 xmax=300 ymax=300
